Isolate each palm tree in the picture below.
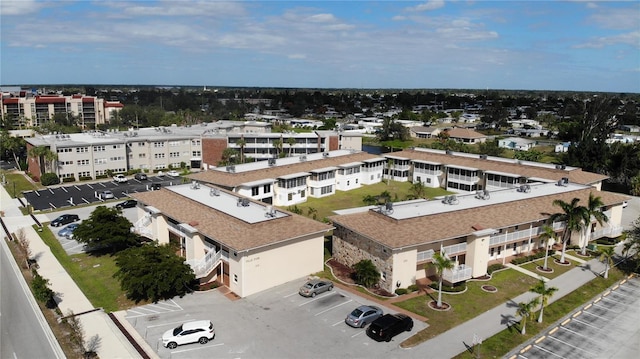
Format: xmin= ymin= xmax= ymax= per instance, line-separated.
xmin=550 ymin=198 xmax=588 ymax=263
xmin=580 ymin=194 xmax=608 ymax=255
xmin=273 ymin=138 xmax=283 ymax=158
xmin=529 ymin=279 xmax=558 ymax=323
xmin=430 ymin=251 xmax=454 ymax=308
xmin=516 ymin=297 xmax=540 ymax=335
xmin=386 ymin=159 xmax=394 ymax=185
xmin=236 ymin=137 xmax=246 ymax=164
xmin=599 ymin=246 xmax=615 ymax=279
xmin=287 ymin=137 xmax=296 ymax=157
xmin=538 ymin=225 xmax=556 ymax=271
xmin=28 ymin=145 xmax=57 ymax=177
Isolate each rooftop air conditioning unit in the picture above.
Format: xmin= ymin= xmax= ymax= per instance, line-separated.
xmin=210 ymin=188 xmax=220 ymax=196
xmin=479 ymin=154 xmax=488 ymax=159
xmin=300 ymin=155 xmax=307 ymax=161
xmin=268 ymin=158 xmax=276 ymax=166
xmin=323 ymin=152 xmax=329 ymax=157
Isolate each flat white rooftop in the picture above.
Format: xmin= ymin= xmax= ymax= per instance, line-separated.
xmin=334 ymin=181 xmax=589 ymax=220
xmin=167 ymin=183 xmax=288 ymax=224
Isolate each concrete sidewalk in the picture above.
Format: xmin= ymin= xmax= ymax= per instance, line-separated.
xmin=1 ymin=183 xmax=147 ymax=359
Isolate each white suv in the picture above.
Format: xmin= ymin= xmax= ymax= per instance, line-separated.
xmin=113 ymin=174 xmax=128 ymax=183
xmin=162 ymin=320 xmax=214 ymax=349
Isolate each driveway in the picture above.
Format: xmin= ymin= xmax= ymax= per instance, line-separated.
xmin=124 ymin=278 xmax=426 ymax=358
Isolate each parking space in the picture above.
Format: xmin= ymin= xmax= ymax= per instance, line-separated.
xmin=125 ymin=278 xmax=426 ymax=358
xmin=23 ymin=175 xmax=185 ymax=211
xmin=511 ymin=276 xmax=640 ymax=359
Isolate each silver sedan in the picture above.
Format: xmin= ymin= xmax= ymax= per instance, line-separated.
xmin=345 ymin=305 xmax=383 ymax=328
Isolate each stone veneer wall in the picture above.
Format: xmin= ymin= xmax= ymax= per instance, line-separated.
xmin=332 ymin=226 xmax=395 ymax=293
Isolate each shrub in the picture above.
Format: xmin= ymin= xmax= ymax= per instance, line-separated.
xmin=352 ymin=259 xmax=380 ymax=288
xmin=79 ymin=176 xmax=92 ymax=181
xmin=31 ymin=270 xmax=56 ymax=308
xmin=408 ymin=284 xmax=419 ymax=292
xmin=62 ymin=176 xmax=76 ymax=183
xmin=429 ymin=282 xmax=466 ymax=293
xmin=487 ymin=263 xmax=505 ymax=274
xmin=40 ymin=173 xmax=60 ymax=186
xmin=395 ymin=288 xmax=408 ymax=295
xmin=511 ymin=251 xmax=547 ymax=265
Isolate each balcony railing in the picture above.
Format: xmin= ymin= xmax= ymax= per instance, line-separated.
xmin=417 ymin=249 xmax=435 ymax=262
xmin=185 ymin=248 xmax=228 ymax=278
xmin=443 ymin=242 xmax=467 ymax=255
xmin=133 ymin=214 xmax=153 ymax=239
xmin=443 ymin=264 xmax=473 ymax=283
xmin=590 ymin=226 xmax=623 ymax=240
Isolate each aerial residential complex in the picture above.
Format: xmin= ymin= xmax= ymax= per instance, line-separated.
xmin=23 ymin=123 xmax=362 ymax=182
xmin=125 ymin=147 xmax=628 ymax=297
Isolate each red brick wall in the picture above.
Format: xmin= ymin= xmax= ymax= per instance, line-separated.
xmin=328 ymin=135 xmax=339 ymax=151
xmin=202 ymin=138 xmax=228 ymax=168
xmin=26 ymin=143 xmax=42 ymax=181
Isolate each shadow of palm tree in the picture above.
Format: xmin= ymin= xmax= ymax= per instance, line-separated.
xmin=505 ymin=299 xmax=519 ymax=308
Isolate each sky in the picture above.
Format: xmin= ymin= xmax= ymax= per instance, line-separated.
xmin=1 ymin=0 xmax=639 ymax=93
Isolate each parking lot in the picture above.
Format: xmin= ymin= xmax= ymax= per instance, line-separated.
xmin=23 ymin=174 xmax=185 ymax=211
xmin=509 ymin=276 xmax=640 ymax=359
xmin=124 ymin=278 xmax=426 ymax=359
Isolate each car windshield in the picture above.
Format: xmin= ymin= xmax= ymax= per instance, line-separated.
xmin=303 ymin=283 xmax=313 ymax=289
xmin=172 ymin=325 xmax=183 ymax=336
xmin=351 ymin=308 xmax=364 ymax=317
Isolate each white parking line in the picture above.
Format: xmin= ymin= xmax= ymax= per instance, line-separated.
xmin=146 ymin=320 xmax=187 ymax=329
xmin=315 ymin=299 xmax=352 ymax=316
xmin=298 ymin=291 xmax=336 ymax=306
xmin=171 ymin=343 xmax=224 ymax=354
xmin=531 ymin=344 xmax=564 ymax=358
xmin=351 ymin=330 xmax=366 ymax=338
xmin=284 ymin=292 xmax=299 ymax=298
xmin=546 ymin=335 xmax=597 ymax=356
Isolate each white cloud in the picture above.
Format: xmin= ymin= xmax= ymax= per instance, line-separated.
xmin=588 ymin=7 xmax=640 ymax=30
xmin=0 ymin=0 xmax=49 ymax=15
xmin=405 ymin=0 xmax=446 ymax=12
xmin=573 ymin=31 xmax=640 ymax=49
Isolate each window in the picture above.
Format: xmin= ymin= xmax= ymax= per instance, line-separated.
xmin=321 ymin=185 xmax=332 ymax=195
xmin=192 ymin=139 xmax=201 ymax=146
xmin=263 ymin=184 xmax=271 ymax=193
xmin=233 ymin=274 xmax=238 ymax=283
xmin=94 ymin=145 xmax=105 ymax=152
xmin=57 ymin=148 xmax=72 ymax=153
xmin=112 ymin=144 xmax=122 ymax=149
xmin=490 ymin=248 xmax=495 ymax=256
xmin=94 ymin=158 xmax=107 ymax=164
xmin=76 ymin=147 xmax=88 ymax=153
xmin=110 ymin=156 xmax=125 ymax=161
xmin=252 ymin=187 xmax=259 ymax=196
xmin=153 ymin=142 xmax=165 ymax=148
xmin=288 ymin=193 xmax=293 ymax=201
xmin=77 ymin=159 xmax=90 ymax=166
xmin=78 ymin=171 xmax=91 ymax=177
xmin=300 ymin=190 xmax=305 ymax=198
xmin=169 ymin=141 xmax=180 ymax=147
xmin=170 ymin=152 xmax=180 ymax=158
xmin=138 ymin=153 xmax=146 ymax=158
xmin=154 ymin=153 xmax=165 ymax=159
xmin=137 ymin=142 xmax=145 ymax=147
xmin=192 ymin=151 xmax=201 ymax=157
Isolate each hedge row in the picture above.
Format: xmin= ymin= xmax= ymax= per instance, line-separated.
xmin=510 ymin=250 xmax=547 ymax=265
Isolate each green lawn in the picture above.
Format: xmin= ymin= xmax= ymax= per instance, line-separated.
xmin=397 ymin=269 xmax=540 ymax=347
xmin=37 ymin=225 xmax=141 ymax=312
xmin=1 ymin=171 xmax=42 ymax=198
xmin=520 ymin=255 xmax=580 ymax=280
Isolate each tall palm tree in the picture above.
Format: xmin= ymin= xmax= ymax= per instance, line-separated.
xmin=529 ymin=279 xmax=558 ymax=323
xmin=430 ymin=251 xmax=454 ymax=308
xmin=287 ymin=137 xmax=296 ymax=157
xmin=538 ymin=225 xmax=556 ymax=271
xmin=236 ymin=137 xmax=246 ymax=164
xmin=580 ymin=194 xmax=608 ymax=255
xmin=28 ymin=145 xmax=57 ymax=177
xmin=550 ymin=198 xmax=588 ymax=263
xmin=273 ymin=138 xmax=283 ymax=158
xmin=599 ymin=246 xmax=615 ymax=279
xmin=516 ymin=297 xmax=540 ymax=335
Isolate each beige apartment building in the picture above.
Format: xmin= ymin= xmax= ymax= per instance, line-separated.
xmin=131 ymin=183 xmax=333 ymax=297
xmin=1 ymin=92 xmax=122 ymax=128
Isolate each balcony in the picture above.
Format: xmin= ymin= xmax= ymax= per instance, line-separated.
xmin=590 ymin=226 xmax=623 ymax=240
xmin=417 ymin=249 xmax=435 ymax=262
xmin=185 ymin=249 xmax=228 ymax=278
xmin=442 ymin=264 xmax=473 ymax=284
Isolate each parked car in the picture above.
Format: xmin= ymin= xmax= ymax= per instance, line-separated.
xmin=167 ymin=170 xmax=180 ymax=177
xmin=51 ymin=214 xmax=80 ymax=227
xmin=57 ymin=223 xmax=79 ymax=239
xmin=366 ymin=313 xmax=413 ymax=342
xmin=150 ymin=183 xmax=162 ymax=190
xmin=345 ymin=305 xmax=383 ymax=328
xmin=162 ymin=320 xmax=215 ymax=349
xmin=100 ymin=190 xmax=114 ymax=199
xmin=134 ymin=173 xmax=148 ymax=181
xmin=299 ymin=279 xmax=333 ymax=297
xmin=113 ymin=174 xmax=128 ymax=183
xmin=115 ymin=200 xmax=137 ymax=209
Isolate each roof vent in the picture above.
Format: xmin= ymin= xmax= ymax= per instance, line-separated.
xmin=322 ymin=152 xmax=329 ymax=157
xmin=442 ymin=195 xmax=459 ymax=205
xmin=190 ymin=181 xmax=200 ymax=190
xmin=265 ymin=205 xmax=276 ymax=218
xmin=210 ymin=188 xmax=220 ymax=196
xmin=555 ymin=164 xmax=567 ymax=170
xmin=475 ymin=190 xmax=490 ymax=200
xmin=226 ymin=165 xmax=236 ymax=173
xmin=378 ymin=201 xmax=394 ymax=215
xmin=237 ymin=198 xmax=250 ymax=207
xmin=300 ymin=155 xmax=307 ymax=161
xmin=268 ymin=158 xmax=276 ymax=166
xmin=517 ymin=184 xmax=531 ymax=193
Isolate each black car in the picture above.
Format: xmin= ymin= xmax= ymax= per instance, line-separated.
xmin=50 ymin=214 xmax=80 ymax=227
xmin=366 ymin=314 xmax=413 ymax=342
xmin=115 ymin=200 xmax=138 ymax=209
xmin=150 ymin=183 xmax=161 ymax=190
xmin=134 ymin=173 xmax=148 ymax=181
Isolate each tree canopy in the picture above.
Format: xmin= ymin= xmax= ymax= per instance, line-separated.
xmin=114 ymin=244 xmax=196 ymax=303
xmin=73 ymin=206 xmax=141 ymax=253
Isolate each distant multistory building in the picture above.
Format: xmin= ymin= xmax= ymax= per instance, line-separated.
xmin=0 ymin=90 xmax=122 ymax=129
